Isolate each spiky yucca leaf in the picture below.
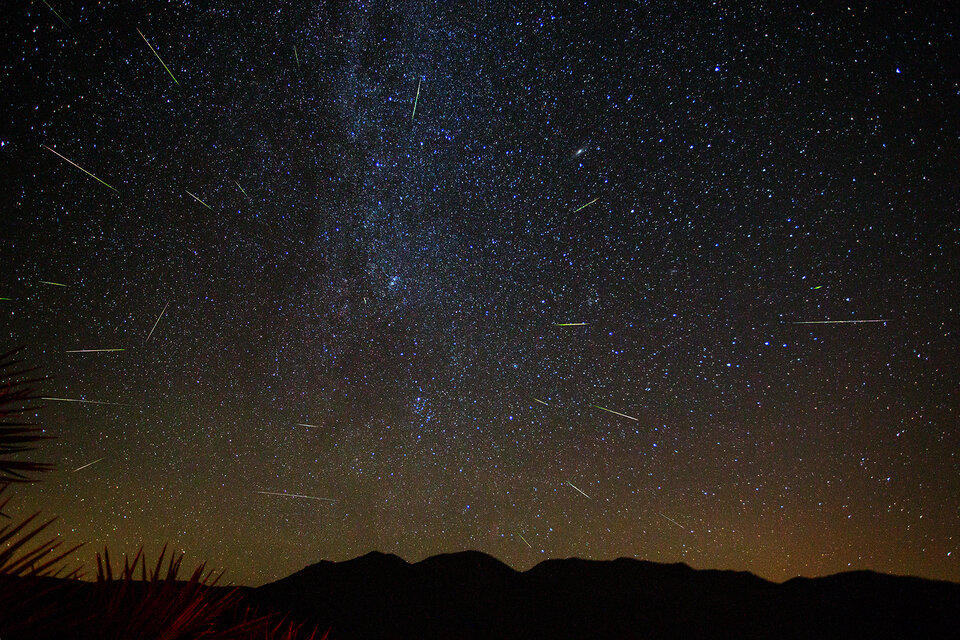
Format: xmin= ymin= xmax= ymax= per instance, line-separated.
xmin=0 ymin=347 xmax=322 ymax=639
xmin=86 ymin=545 xmax=323 ymax=640
xmin=0 ymin=348 xmax=54 ymax=483
xmin=0 ymin=483 xmax=84 ymax=578
xmin=0 ymin=484 xmax=85 ymax=638
xmin=0 ymin=508 xmax=81 ymax=577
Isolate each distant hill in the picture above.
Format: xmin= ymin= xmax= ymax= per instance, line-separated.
xmin=250 ymin=551 xmax=960 ymax=640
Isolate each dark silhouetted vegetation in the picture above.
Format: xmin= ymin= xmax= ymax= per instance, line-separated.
xmin=0 ymin=348 xmax=323 ymax=639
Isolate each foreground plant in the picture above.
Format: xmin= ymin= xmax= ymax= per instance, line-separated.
xmin=81 ymin=545 xmax=323 ymax=640
xmin=0 ymin=347 xmax=324 ymax=638
xmin=0 ymin=347 xmax=79 ymax=579
xmin=0 ymin=348 xmax=84 ymax=636
xmin=0 ymin=347 xmax=54 ymax=484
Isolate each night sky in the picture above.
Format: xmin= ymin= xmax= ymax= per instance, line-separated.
xmin=2 ymin=1 xmax=958 ymax=587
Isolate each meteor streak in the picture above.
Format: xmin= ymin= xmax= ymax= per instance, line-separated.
xmin=38 ymin=281 xmax=67 ymax=287
xmin=658 ymin=512 xmax=692 ymax=532
xmin=235 ymin=181 xmax=248 ymax=197
xmin=565 ymin=481 xmax=591 ymax=499
xmin=256 ymin=491 xmax=334 ymax=502
xmin=41 ymin=397 xmax=125 ymax=406
xmin=41 ymin=0 xmax=70 ymax=29
xmin=554 ymin=322 xmax=587 ymax=327
xmin=296 ymin=423 xmax=324 ymax=429
xmin=64 ymin=349 xmax=125 ymax=353
xmin=186 ymin=190 xmax=213 ymax=210
xmin=411 ymin=78 xmax=421 ymax=120
xmin=573 ymin=197 xmax=598 ymax=212
xmin=790 ymin=319 xmax=891 ymax=325
xmin=41 ymin=145 xmax=118 ymax=192
xmin=136 ymin=28 xmax=179 ymax=85
xmin=294 ymin=45 xmax=300 ymax=70
xmin=73 ymin=457 xmax=104 ymax=472
xmin=590 ymin=404 xmax=638 ymax=421
xmin=145 ymin=302 xmax=169 ymax=342
xmin=517 ymin=532 xmax=533 ymax=549
xmin=532 ymin=398 xmax=549 ymax=406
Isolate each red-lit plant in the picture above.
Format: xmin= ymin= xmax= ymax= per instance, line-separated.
xmin=0 ymin=348 xmax=326 ymax=639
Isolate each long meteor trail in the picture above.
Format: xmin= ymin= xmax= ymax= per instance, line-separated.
xmin=64 ymin=349 xmax=125 ymax=353
xmin=145 ymin=302 xmax=169 ymax=342
xmin=42 ymin=145 xmax=118 ymax=192
xmin=573 ymin=197 xmax=599 ymax=212
xmin=590 ymin=404 xmax=639 ymax=421
xmin=136 ymin=28 xmax=179 ymax=85
xmin=789 ymin=319 xmax=891 ymax=325
xmin=38 ymin=280 xmax=68 ymax=287
xmin=296 ymin=423 xmax=324 ymax=429
xmin=256 ymin=491 xmax=335 ymax=502
xmin=41 ymin=397 xmax=126 ymax=406
xmin=411 ymin=78 xmax=421 ymax=120
xmin=73 ymin=457 xmax=104 ymax=472
xmin=517 ymin=532 xmax=533 ymax=549
xmin=658 ymin=512 xmax=692 ymax=532
xmin=186 ymin=190 xmax=213 ymax=210
xmin=41 ymin=0 xmax=70 ymax=29
xmin=565 ymin=481 xmax=591 ymax=499
xmin=554 ymin=322 xmax=587 ymax=327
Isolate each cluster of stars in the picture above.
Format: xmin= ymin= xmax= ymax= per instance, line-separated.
xmin=0 ymin=1 xmax=956 ymax=587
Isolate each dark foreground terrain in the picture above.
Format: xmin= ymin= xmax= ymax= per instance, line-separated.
xmin=3 ymin=551 xmax=959 ymax=639
xmin=251 ymin=551 xmax=960 ymax=640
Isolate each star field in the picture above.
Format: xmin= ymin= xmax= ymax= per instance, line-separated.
xmin=2 ymin=1 xmax=958 ymax=586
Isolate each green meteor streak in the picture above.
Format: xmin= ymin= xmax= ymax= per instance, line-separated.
xmin=554 ymin=322 xmax=587 ymax=327
xmin=0 ymin=297 xmax=11 ymax=301
xmin=41 ymin=0 xmax=70 ymax=28
xmin=42 ymin=145 xmax=118 ymax=192
xmin=294 ymin=45 xmax=300 ymax=70
xmin=532 ymin=398 xmax=549 ymax=406
xmin=590 ymin=404 xmax=639 ymax=421
xmin=186 ymin=190 xmax=213 ymax=210
xmin=136 ymin=27 xmax=180 ymax=86
xmin=811 ymin=285 xmax=823 ymax=290
xmin=235 ymin=181 xmax=249 ymax=197
xmin=573 ymin=197 xmax=599 ymax=212
xmin=517 ymin=532 xmax=533 ymax=549
xmin=38 ymin=280 xmax=67 ymax=287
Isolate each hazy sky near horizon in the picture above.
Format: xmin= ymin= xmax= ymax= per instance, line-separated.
xmin=2 ymin=1 xmax=957 ymax=586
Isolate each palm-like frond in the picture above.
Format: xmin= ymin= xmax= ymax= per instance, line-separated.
xmin=0 ymin=483 xmax=85 ymax=638
xmin=88 ymin=545 xmax=324 ymax=639
xmin=0 ymin=348 xmax=54 ymax=483
xmin=0 ymin=348 xmax=324 ymax=639
xmin=0 ymin=486 xmax=83 ymax=578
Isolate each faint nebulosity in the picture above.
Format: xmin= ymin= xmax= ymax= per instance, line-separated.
xmin=1 ymin=2 xmax=957 ymax=586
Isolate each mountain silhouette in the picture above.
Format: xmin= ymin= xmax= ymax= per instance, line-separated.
xmin=250 ymin=552 xmax=960 ymax=639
